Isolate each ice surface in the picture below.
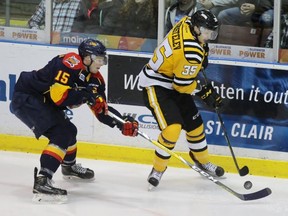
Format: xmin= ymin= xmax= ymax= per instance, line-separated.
xmin=0 ymin=150 xmax=287 ymax=216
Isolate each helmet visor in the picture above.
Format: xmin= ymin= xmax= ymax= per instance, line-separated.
xmin=200 ymin=27 xmax=218 ymax=41
xmin=91 ymin=54 xmax=108 ymax=65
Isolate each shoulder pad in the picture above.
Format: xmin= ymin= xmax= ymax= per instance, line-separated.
xmin=62 ymin=53 xmax=84 ymax=70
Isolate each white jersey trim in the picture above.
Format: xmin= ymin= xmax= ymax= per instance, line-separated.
xmin=138 ymin=66 xmax=173 ymax=89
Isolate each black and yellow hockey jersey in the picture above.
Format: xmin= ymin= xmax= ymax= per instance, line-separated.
xmin=139 ymin=16 xmax=206 ymax=94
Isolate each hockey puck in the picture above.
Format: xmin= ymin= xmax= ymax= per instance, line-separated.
xmin=244 ymin=181 xmax=253 ymax=190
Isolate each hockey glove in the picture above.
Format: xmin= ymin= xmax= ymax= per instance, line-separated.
xmin=90 ymin=94 xmax=108 ymax=114
xmin=121 ymin=116 xmax=138 ymax=137
xmin=84 ymin=85 xmax=98 ymax=106
xmin=196 ymin=83 xmax=223 ymax=109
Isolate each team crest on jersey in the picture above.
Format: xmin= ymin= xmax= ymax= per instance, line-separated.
xmin=65 ymin=55 xmax=80 ymax=68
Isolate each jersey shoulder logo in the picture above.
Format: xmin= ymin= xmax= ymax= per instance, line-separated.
xmin=62 ymin=53 xmax=83 ymax=69
xmin=79 ymin=73 xmax=86 ymax=82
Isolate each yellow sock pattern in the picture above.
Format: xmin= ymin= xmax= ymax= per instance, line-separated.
xmin=153 ymin=124 xmax=182 ymax=172
xmin=186 ymin=124 xmax=209 ymax=164
xmin=153 ymin=156 xmax=169 ymax=172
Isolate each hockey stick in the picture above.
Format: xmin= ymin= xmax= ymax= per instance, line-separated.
xmin=108 ymin=112 xmax=271 ymax=201
xmin=215 ymin=109 xmax=249 ymax=176
xmin=201 ymin=70 xmax=249 ymax=176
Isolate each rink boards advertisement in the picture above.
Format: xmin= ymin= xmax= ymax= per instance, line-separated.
xmin=0 ymin=42 xmax=288 ymax=161
xmin=108 ymin=55 xmax=288 ymax=153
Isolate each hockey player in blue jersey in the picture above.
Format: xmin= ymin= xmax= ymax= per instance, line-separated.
xmin=10 ymin=38 xmax=138 ymax=203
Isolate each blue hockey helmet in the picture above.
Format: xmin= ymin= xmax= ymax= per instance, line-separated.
xmin=78 ymin=39 xmax=107 ymax=60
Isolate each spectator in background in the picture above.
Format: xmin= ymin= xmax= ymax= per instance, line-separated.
xmin=217 ymin=0 xmax=273 ymax=27
xmin=95 ymin=0 xmax=157 ymax=39
xmin=87 ymin=0 xmax=99 ymax=18
xmin=165 ymin=0 xmax=204 ymax=34
xmin=83 ymin=0 xmax=125 ymax=34
xmin=28 ymin=0 xmax=83 ymax=32
xmin=257 ymin=0 xmax=274 ymax=28
xmin=198 ymin=0 xmax=237 ymax=16
xmin=71 ymin=0 xmax=105 ymax=33
xmin=264 ymin=0 xmax=288 ymax=48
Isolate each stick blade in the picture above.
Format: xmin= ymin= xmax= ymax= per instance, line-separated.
xmin=240 ymin=188 xmax=272 ymax=201
xmin=239 ymin=166 xmax=249 ymax=176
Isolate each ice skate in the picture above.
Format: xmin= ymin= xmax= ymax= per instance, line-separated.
xmin=189 ymin=152 xmax=224 ymax=177
xmin=61 ymin=163 xmax=95 ymax=181
xmin=194 ymin=161 xmax=225 ymax=177
xmin=32 ymin=167 xmax=67 ymax=204
xmin=147 ymin=168 xmax=166 ymax=191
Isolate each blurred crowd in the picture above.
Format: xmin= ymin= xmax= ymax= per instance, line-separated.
xmin=2 ymin=0 xmax=288 ymax=48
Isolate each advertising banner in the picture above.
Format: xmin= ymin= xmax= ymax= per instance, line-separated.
xmin=108 ymin=55 xmax=147 ymax=106
xmin=279 ymin=49 xmax=288 ymax=63
xmin=52 ymin=32 xmax=275 ymax=62
xmin=52 ymin=32 xmax=157 ymax=53
xmin=0 ymin=27 xmax=46 ymax=43
xmin=209 ymin=44 xmax=274 ymax=62
xmin=107 ymin=55 xmax=288 ymax=153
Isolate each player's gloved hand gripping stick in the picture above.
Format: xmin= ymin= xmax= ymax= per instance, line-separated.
xmin=108 ymin=112 xmax=271 ymax=201
xmin=196 ymin=82 xmax=223 ymax=109
xmin=85 ymin=85 xmax=108 ymax=114
xmin=120 ymin=115 xmax=138 ymax=137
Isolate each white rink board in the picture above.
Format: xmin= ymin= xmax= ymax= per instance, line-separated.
xmin=0 ymin=41 xmax=288 ymax=161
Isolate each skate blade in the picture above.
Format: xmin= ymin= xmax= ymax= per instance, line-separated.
xmin=32 ymin=193 xmax=68 ymax=204
xmin=63 ymin=175 xmax=95 ymax=182
xmin=148 ymin=184 xmax=156 ymax=191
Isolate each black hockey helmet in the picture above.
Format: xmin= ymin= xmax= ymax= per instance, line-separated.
xmin=190 ymin=10 xmax=218 ymax=40
xmin=190 ymin=9 xmax=218 ymax=31
xmin=78 ymin=38 xmax=107 ymax=60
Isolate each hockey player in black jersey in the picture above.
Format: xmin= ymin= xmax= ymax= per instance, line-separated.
xmin=11 ymin=38 xmax=138 ymax=203
xmin=138 ymin=10 xmax=224 ymax=189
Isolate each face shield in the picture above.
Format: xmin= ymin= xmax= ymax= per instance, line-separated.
xmin=199 ymin=26 xmax=218 ymax=41
xmin=90 ymin=54 xmax=108 ymax=66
